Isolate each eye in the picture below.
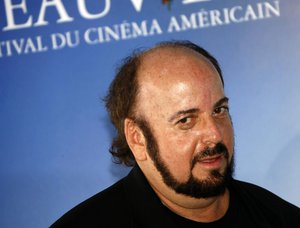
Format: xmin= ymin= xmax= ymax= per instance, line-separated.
xmin=176 ymin=116 xmax=196 ymax=130
xmin=213 ymin=106 xmax=229 ymax=117
xmin=178 ymin=117 xmax=190 ymax=124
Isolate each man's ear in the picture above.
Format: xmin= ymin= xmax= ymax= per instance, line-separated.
xmin=124 ymin=118 xmax=147 ymax=161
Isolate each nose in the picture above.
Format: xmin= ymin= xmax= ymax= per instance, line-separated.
xmin=198 ymin=114 xmax=223 ymax=146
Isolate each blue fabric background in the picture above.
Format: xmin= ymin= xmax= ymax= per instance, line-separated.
xmin=0 ymin=1 xmax=299 ymax=227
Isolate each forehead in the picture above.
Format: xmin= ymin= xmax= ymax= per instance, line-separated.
xmin=137 ymin=46 xmax=221 ymax=88
xmin=135 ymin=46 xmax=224 ymax=118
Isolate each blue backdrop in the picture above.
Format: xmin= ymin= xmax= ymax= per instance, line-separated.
xmin=1 ymin=0 xmax=299 ymax=227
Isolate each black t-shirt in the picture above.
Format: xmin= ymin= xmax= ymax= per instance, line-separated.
xmin=163 ymin=180 xmax=299 ymax=228
xmin=51 ymin=166 xmax=300 ymax=227
xmin=164 ymin=191 xmax=248 ymax=227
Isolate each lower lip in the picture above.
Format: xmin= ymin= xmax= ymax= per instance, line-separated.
xmin=198 ymin=156 xmax=223 ymax=169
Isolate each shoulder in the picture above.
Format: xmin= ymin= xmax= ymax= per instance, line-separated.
xmin=232 ymin=179 xmax=296 ymax=206
xmin=231 ymin=179 xmax=300 ymax=224
xmin=51 ymin=177 xmax=131 ymax=227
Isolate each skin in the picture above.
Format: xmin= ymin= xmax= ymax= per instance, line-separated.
xmin=124 ymin=46 xmax=234 ymax=222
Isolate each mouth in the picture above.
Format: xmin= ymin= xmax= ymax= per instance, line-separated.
xmin=197 ymin=154 xmax=223 ymax=170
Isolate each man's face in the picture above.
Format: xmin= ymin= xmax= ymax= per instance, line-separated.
xmin=135 ymin=47 xmax=235 ymax=199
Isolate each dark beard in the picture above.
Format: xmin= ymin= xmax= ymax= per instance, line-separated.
xmin=136 ymin=118 xmax=235 ymax=199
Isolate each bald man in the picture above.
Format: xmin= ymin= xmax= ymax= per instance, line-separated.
xmin=51 ymin=41 xmax=300 ymax=227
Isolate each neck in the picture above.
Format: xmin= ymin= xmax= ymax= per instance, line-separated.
xmin=153 ymin=185 xmax=230 ymax=222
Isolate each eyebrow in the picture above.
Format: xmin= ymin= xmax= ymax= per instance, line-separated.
xmin=168 ymin=96 xmax=229 ymax=123
xmin=214 ymin=97 xmax=229 ymax=109
xmin=168 ymin=108 xmax=200 ymax=122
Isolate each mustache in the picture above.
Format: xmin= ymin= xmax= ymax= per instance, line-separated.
xmin=192 ymin=143 xmax=229 ymax=169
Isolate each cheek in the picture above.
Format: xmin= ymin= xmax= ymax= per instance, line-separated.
xmin=220 ymin=121 xmax=234 ymax=157
xmin=155 ymin=130 xmax=198 ymax=181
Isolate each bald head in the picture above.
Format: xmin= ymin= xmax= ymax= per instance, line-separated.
xmin=138 ymin=46 xmax=221 ymax=93
xmin=138 ymin=42 xmax=224 ymax=85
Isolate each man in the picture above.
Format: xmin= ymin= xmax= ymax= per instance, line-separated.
xmin=51 ymin=41 xmax=300 ymax=227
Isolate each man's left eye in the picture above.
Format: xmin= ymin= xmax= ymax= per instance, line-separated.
xmin=213 ymin=106 xmax=229 ymax=116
